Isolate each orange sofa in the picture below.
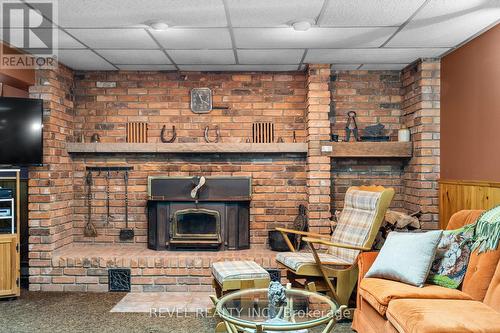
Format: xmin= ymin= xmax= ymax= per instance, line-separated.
xmin=352 ymin=210 xmax=500 ymax=333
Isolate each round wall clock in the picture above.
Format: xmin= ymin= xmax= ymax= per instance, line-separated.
xmin=191 ymin=87 xmax=212 ymax=113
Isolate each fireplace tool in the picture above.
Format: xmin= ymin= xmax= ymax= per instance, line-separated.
xmin=119 ymin=170 xmax=134 ymax=241
xmin=84 ymin=171 xmax=97 ymax=237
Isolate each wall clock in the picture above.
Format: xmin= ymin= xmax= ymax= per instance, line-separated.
xmin=191 ymin=87 xmax=212 ymax=113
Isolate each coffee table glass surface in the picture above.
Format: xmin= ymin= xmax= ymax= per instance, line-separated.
xmin=216 ymin=288 xmax=338 ymax=332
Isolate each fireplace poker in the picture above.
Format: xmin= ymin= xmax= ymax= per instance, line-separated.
xmin=119 ymin=170 xmax=134 ymax=241
xmin=84 ymin=171 xmax=97 ymax=237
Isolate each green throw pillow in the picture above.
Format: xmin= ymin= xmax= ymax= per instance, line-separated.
xmin=427 ymin=227 xmax=473 ymax=289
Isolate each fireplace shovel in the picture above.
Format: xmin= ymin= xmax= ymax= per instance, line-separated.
xmin=119 ymin=170 xmax=134 ymax=241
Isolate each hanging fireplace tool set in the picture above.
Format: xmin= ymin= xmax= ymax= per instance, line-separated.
xmin=83 ymin=166 xmax=134 ymax=240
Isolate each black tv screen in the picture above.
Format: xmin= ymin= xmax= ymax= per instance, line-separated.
xmin=0 ymin=97 xmax=43 ymax=165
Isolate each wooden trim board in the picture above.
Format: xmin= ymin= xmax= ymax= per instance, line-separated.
xmin=321 ymin=141 xmax=412 ymax=158
xmin=66 ymin=143 xmax=308 ymax=154
xmin=439 ymin=179 xmax=500 ymax=229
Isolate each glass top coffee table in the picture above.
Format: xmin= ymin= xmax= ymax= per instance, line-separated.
xmin=215 ymin=288 xmax=339 ymax=333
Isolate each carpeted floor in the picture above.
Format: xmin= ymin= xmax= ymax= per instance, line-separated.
xmin=0 ymin=291 xmax=354 ymax=333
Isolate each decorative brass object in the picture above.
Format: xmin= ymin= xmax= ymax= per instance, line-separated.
xmin=345 ymin=111 xmax=359 ymax=142
xmin=127 ymin=122 xmax=148 ymax=143
xmin=204 ymin=125 xmax=220 ymax=143
xmin=252 ymin=122 xmax=275 ymax=143
xmin=90 ymin=133 xmax=101 ymax=143
xmin=160 ymin=125 xmax=176 ymax=143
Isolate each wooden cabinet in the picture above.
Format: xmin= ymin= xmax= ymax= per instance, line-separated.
xmin=0 ymin=169 xmax=20 ymax=298
xmin=0 ymin=234 xmax=18 ymax=297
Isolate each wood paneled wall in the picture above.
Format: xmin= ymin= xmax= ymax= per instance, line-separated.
xmin=439 ymin=180 xmax=500 ymax=228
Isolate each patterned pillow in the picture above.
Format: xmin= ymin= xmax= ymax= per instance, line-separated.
xmin=427 ymin=227 xmax=474 ymax=289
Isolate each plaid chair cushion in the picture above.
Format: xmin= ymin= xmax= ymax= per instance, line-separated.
xmin=328 ymin=189 xmax=383 ymax=264
xmin=212 ymin=260 xmax=270 ymax=284
xmin=276 ymin=252 xmax=351 ymax=271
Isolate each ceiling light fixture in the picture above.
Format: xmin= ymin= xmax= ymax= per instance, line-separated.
xmin=148 ymin=21 xmax=169 ymax=31
xmin=292 ymin=20 xmax=312 ymax=31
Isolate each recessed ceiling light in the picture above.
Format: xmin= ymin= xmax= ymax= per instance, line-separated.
xmin=148 ymin=21 xmax=169 ymax=31
xmin=292 ymin=21 xmax=312 ymax=32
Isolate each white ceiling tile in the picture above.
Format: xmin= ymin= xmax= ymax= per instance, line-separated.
xmin=66 ymin=29 xmax=158 ymax=49
xmin=387 ymin=0 xmax=500 ymax=47
xmin=151 ymin=28 xmax=232 ymax=49
xmin=58 ymin=0 xmax=227 ymax=28
xmin=57 ymin=49 xmax=116 ymax=70
xmin=319 ymin=0 xmax=427 ymax=26
xmin=305 ymin=48 xmax=448 ymax=63
xmin=237 ymin=49 xmax=304 ymax=64
xmin=96 ymin=50 xmax=171 ymax=64
xmin=117 ymin=64 xmax=177 ymax=70
xmin=233 ymin=27 xmax=397 ymax=48
xmin=168 ymin=49 xmax=235 ymax=64
xmin=227 ymin=0 xmax=324 ymax=27
xmin=359 ymin=63 xmax=407 ymax=70
xmin=58 ymin=29 xmax=86 ymax=48
xmin=331 ymin=64 xmax=362 ymax=70
xmin=178 ymin=64 xmax=300 ymax=71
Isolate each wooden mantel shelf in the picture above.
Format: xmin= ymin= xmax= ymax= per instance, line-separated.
xmin=66 ymin=142 xmax=308 ymax=154
xmin=321 ymin=141 xmax=412 ymax=158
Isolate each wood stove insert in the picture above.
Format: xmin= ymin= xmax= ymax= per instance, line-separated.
xmin=147 ymin=177 xmax=251 ymax=251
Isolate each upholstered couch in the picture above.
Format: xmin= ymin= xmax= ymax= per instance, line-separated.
xmin=352 ymin=210 xmax=500 ymax=333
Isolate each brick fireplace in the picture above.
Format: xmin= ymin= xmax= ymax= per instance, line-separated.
xmin=26 ymin=63 xmax=440 ymax=292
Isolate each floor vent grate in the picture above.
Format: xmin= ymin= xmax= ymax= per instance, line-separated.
xmin=108 ymin=268 xmax=131 ymax=292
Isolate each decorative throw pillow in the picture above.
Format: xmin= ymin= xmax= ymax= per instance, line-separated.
xmin=365 ymin=230 xmax=443 ymax=287
xmin=427 ymin=227 xmax=474 ymax=289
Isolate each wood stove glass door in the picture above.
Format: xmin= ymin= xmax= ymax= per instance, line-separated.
xmin=172 ymin=208 xmax=221 ymax=242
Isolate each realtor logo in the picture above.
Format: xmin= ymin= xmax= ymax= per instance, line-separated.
xmin=1 ymin=0 xmax=57 ymax=69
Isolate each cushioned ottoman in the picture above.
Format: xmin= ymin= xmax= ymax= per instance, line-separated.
xmin=211 ymin=260 xmax=270 ymax=297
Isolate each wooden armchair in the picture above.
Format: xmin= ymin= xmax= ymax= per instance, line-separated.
xmin=276 ymin=186 xmax=394 ymax=306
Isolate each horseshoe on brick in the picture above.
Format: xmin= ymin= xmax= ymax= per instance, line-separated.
xmin=204 ymin=125 xmax=220 ymax=143
xmin=160 ymin=125 xmax=176 ymax=143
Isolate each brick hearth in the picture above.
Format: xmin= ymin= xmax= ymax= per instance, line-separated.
xmin=34 ymin=244 xmax=280 ymax=292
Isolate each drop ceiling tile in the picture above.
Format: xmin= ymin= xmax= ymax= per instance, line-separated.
xmin=359 ymin=63 xmax=407 ymax=70
xmin=305 ymin=48 xmax=448 ymax=63
xmin=168 ymin=49 xmax=235 ymax=64
xmin=117 ymin=64 xmax=177 ymax=70
xmin=319 ymin=0 xmax=427 ymax=26
xmin=96 ymin=50 xmax=171 ymax=64
xmin=233 ymin=27 xmax=397 ymax=48
xmin=387 ymin=0 xmax=500 ymax=47
xmin=227 ymin=0 xmax=324 ymax=27
xmin=66 ymin=28 xmax=158 ymax=49
xmin=331 ymin=64 xmax=362 ymax=70
xmin=58 ymin=0 xmax=227 ymax=28
xmin=57 ymin=49 xmax=116 ymax=70
xmin=58 ymin=29 xmax=86 ymax=48
xmin=237 ymin=49 xmax=304 ymax=64
xmin=178 ymin=64 xmax=300 ymax=71
xmin=151 ymin=28 xmax=232 ymax=49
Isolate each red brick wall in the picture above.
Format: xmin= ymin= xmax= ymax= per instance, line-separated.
xmin=28 ymin=64 xmax=75 ymax=289
xmin=330 ymin=70 xmax=405 ymax=213
xmin=306 ymin=64 xmax=332 ymax=235
xmin=74 ymin=71 xmax=306 ymax=143
xmin=402 ymin=59 xmax=440 ymax=229
xmin=71 ymin=71 xmax=308 ymax=245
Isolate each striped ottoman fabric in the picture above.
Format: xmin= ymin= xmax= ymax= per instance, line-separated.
xmin=212 ymin=260 xmax=270 ymax=284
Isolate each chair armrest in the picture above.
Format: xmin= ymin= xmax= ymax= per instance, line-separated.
xmin=356 ymin=251 xmax=379 ymax=309
xmin=302 ymin=237 xmax=372 ymax=251
xmin=275 ymin=228 xmax=328 ymax=239
xmin=358 ymin=252 xmax=379 ymax=278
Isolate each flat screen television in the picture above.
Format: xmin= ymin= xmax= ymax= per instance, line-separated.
xmin=0 ymin=97 xmax=43 ymax=165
